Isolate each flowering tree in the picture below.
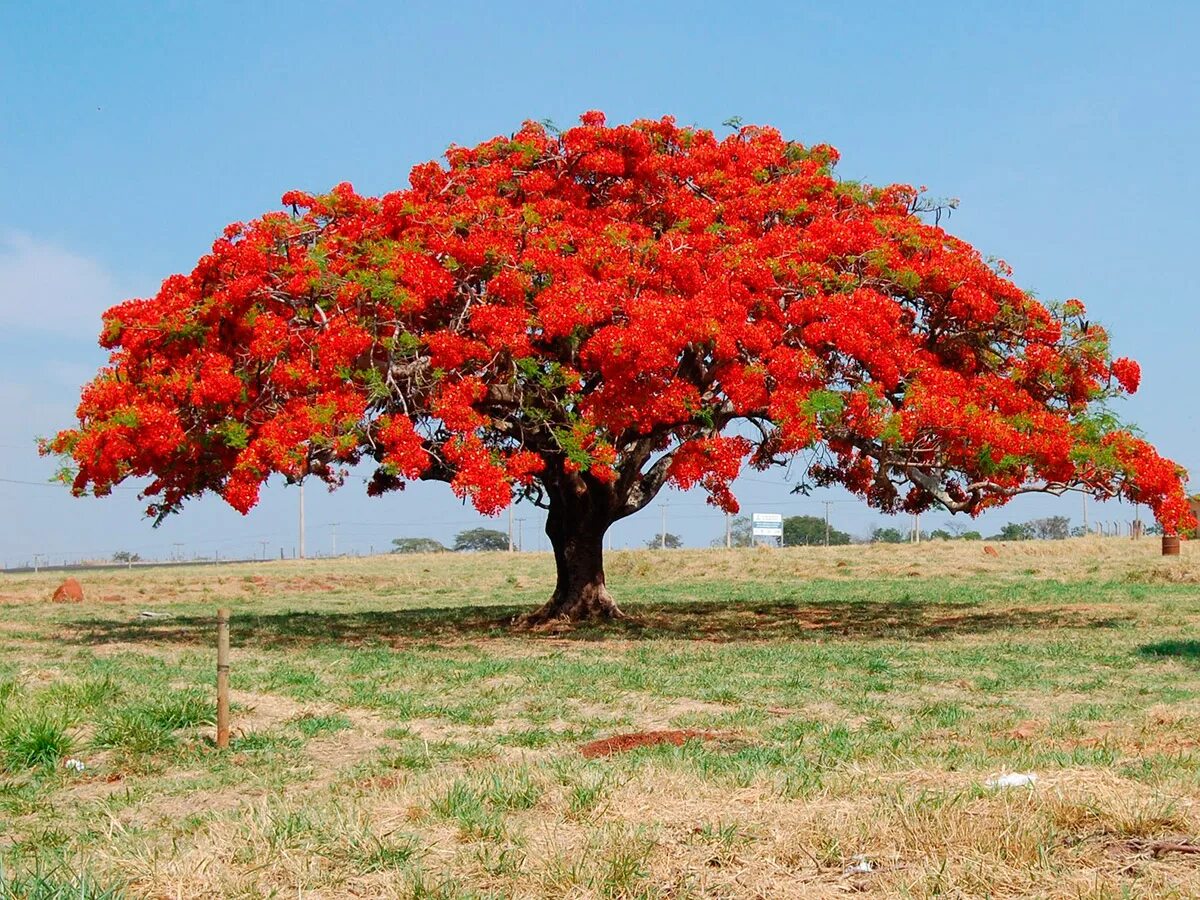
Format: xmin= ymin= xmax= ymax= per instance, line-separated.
xmin=46 ymin=113 xmax=1194 ymax=622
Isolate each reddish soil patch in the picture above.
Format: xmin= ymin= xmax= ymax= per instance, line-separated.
xmin=1008 ymin=720 xmax=1040 ymax=741
xmin=284 ymin=578 xmax=339 ymax=592
xmin=579 ymin=729 xmax=724 ymax=758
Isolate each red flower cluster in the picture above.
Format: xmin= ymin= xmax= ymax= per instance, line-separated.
xmin=1110 ymin=357 xmax=1141 ymax=394
xmin=667 ymin=436 xmax=752 ymax=512
xmin=45 ymin=113 xmax=1194 ymax=534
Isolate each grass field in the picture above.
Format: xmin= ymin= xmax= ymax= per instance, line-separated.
xmin=2 ymin=538 xmax=1200 ymax=898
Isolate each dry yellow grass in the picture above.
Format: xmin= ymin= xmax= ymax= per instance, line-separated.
xmin=1 ymin=537 xmax=1198 ymax=898
xmin=5 ymin=532 xmax=1196 ymax=606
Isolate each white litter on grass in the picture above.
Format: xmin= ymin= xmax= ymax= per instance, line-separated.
xmin=985 ymin=772 xmax=1038 ymax=789
xmin=842 ymin=856 xmax=874 ymax=875
xmin=137 ymin=610 xmax=171 ymax=619
xmin=63 ymin=758 xmax=85 ymax=772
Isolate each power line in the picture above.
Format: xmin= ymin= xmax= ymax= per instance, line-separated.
xmin=0 ymin=476 xmax=138 ymax=491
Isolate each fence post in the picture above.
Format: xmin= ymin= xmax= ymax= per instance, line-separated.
xmin=216 ymin=608 xmax=230 ymax=748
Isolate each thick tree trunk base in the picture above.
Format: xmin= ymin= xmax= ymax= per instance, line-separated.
xmin=513 ymin=584 xmax=626 ymax=629
xmin=518 ymin=471 xmax=627 ymax=628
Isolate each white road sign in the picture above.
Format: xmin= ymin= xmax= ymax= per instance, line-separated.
xmin=751 ymin=513 xmax=783 ymax=524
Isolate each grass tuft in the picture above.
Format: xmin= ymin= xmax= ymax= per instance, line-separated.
xmin=92 ymin=690 xmax=214 ymax=755
xmin=290 ymin=712 xmax=353 ymax=738
xmin=0 ymin=858 xmax=124 ymax=899
xmin=0 ymin=716 xmax=73 ymax=772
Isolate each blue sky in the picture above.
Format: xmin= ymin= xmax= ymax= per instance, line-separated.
xmin=1 ymin=1 xmax=1196 ymax=564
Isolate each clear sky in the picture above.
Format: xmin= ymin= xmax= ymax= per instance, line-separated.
xmin=1 ymin=1 xmax=1196 ymax=565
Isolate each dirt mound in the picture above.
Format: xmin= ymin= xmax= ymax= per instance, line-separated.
xmin=579 ymin=729 xmax=723 ymax=758
xmin=51 ymin=578 xmax=84 ymax=603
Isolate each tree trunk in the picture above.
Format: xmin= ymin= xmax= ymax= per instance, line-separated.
xmin=515 ymin=479 xmax=624 ymax=626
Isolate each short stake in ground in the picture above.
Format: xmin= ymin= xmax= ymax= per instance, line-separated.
xmin=216 ymin=607 xmax=230 ymax=748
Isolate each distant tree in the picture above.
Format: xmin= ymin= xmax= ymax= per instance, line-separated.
xmin=712 ymin=515 xmax=754 ymax=548
xmin=941 ymin=520 xmax=971 ymax=537
xmin=391 ymin=537 xmax=447 ymax=554
xmin=871 ymin=526 xmax=906 ymax=544
xmin=1070 ymin=524 xmax=1089 ymax=538
xmin=646 ymin=533 xmax=683 ymax=549
xmin=783 ymin=514 xmax=851 ymax=546
xmin=990 ymin=522 xmax=1033 ymax=541
xmin=111 ymin=550 xmax=141 ymax=563
xmin=929 ymin=529 xmax=953 ymax=541
xmin=1027 ymin=515 xmax=1070 ymax=540
xmin=960 ymin=530 xmax=983 ymax=541
xmin=453 ymin=528 xmax=510 ymax=552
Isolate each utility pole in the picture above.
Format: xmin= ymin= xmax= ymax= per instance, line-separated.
xmin=1081 ymin=491 xmax=1089 ymax=535
xmin=659 ymin=502 xmax=668 ymax=549
xmin=725 ymin=513 xmax=732 ymax=549
xmin=298 ymin=483 xmax=306 ymax=559
xmin=516 ymin=518 xmax=525 ymax=552
xmin=824 ymin=501 xmax=833 ymax=547
xmin=330 ymin=523 xmax=339 ymax=557
xmin=508 ymin=503 xmax=514 ymax=552
xmin=259 ymin=540 xmax=268 ymax=561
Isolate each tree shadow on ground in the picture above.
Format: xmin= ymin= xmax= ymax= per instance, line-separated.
xmin=1138 ymin=640 xmax=1200 ymax=664
xmin=61 ymin=597 xmax=1134 ymax=651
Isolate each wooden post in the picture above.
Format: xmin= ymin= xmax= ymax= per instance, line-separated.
xmin=216 ymin=608 xmax=230 ymax=748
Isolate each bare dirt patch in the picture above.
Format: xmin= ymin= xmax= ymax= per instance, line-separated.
xmin=228 ymin=690 xmax=309 ymax=733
